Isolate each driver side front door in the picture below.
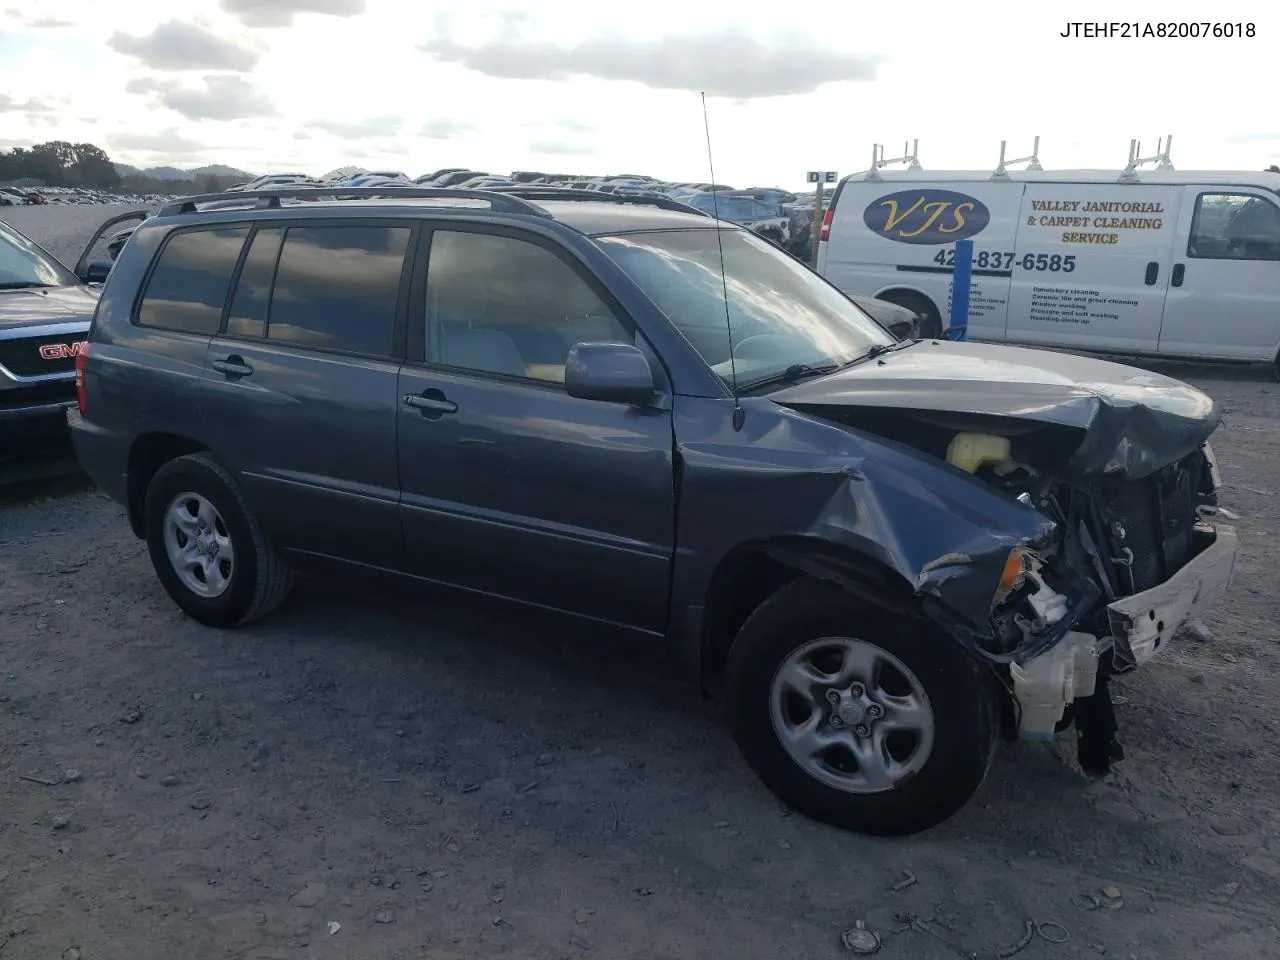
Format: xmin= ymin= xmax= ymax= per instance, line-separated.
xmin=396 ymin=225 xmax=677 ymax=633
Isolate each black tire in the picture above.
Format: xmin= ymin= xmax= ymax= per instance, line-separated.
xmin=143 ymin=452 xmax=293 ymax=628
xmin=880 ymin=291 xmax=942 ymax=339
xmin=725 ymin=578 xmax=1000 ymax=836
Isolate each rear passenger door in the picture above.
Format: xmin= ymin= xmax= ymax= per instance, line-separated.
xmin=396 ymin=225 xmax=676 ymax=633
xmin=196 ymin=220 xmax=414 ymax=569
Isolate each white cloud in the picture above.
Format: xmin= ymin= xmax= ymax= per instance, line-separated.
xmin=107 ymin=19 xmax=261 ymax=71
xmin=219 ymin=0 xmax=365 ymax=28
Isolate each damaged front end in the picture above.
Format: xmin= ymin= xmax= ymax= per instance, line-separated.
xmin=769 ymin=342 xmax=1241 ymax=775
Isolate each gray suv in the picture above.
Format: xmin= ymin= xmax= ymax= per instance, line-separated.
xmin=70 ymin=186 xmax=1238 ymax=836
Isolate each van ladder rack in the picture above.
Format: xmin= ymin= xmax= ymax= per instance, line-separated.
xmin=482 ymin=186 xmax=712 ymax=217
xmin=991 ymin=138 xmax=1043 ymax=180
xmin=156 ymin=186 xmax=551 ymax=218
xmin=865 ymin=140 xmax=922 ymax=181
xmin=1119 ymin=135 xmax=1174 ymax=182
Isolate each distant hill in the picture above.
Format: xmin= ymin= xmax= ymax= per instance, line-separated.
xmin=114 ymin=162 xmax=254 ymax=181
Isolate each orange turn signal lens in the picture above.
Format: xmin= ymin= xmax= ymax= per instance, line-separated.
xmin=993 ymin=548 xmax=1030 ymax=606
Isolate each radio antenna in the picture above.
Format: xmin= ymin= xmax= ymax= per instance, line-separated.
xmin=700 ymin=91 xmax=745 ymax=430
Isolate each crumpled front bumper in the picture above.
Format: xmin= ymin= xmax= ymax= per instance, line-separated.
xmin=1106 ymin=523 xmax=1239 ymax=670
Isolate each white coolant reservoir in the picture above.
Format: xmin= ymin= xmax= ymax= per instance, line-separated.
xmin=946 ymin=433 xmax=1012 ymax=473
xmin=1010 ymin=632 xmax=1100 ymax=741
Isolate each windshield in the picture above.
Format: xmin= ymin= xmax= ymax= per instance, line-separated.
xmin=596 ymin=228 xmax=892 ymax=388
xmin=0 ymin=219 xmax=78 ymax=289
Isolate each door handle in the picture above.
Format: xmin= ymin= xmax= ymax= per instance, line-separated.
xmin=211 ymin=356 xmax=253 ymax=378
xmin=1171 ymin=263 xmax=1185 ymax=288
xmin=1144 ymin=261 xmax=1159 ymax=285
xmin=403 ymin=390 xmax=458 ymax=415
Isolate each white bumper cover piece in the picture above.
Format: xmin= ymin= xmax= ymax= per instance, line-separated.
xmin=1106 ymin=524 xmax=1239 ymax=669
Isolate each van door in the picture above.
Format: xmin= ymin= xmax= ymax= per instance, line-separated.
xmin=1005 ymin=183 xmax=1181 ymax=352
xmin=1157 ymin=188 xmax=1280 ymax=361
xmin=819 ymin=179 xmax=1022 ymax=340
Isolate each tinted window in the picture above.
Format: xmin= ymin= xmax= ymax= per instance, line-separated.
xmin=1189 ymin=193 xmax=1280 ymax=261
xmin=137 ymin=227 xmax=249 ymax=334
xmin=225 ymin=227 xmax=282 ymax=339
xmin=425 ymin=230 xmax=630 ymax=383
xmin=266 ymin=225 xmax=411 ymax=356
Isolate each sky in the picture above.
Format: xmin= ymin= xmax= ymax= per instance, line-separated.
xmin=1 ymin=0 xmax=1276 ymax=191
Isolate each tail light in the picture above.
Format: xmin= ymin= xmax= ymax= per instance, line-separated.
xmin=75 ymin=343 xmax=89 ymax=416
xmin=819 ymin=209 xmax=833 ymax=242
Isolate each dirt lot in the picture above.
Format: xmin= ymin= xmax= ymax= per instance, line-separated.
xmin=3 ymin=207 xmax=1280 ymax=960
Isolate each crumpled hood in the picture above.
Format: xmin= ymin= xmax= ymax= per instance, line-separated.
xmin=770 ymin=340 xmax=1220 ymax=480
xmin=0 ymin=284 xmax=99 ymax=329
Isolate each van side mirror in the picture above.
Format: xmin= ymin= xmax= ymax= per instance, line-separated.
xmin=564 ymin=342 xmax=655 ymax=405
xmin=84 ymin=260 xmax=112 ymax=284
xmin=886 ymin=317 xmax=918 ymax=340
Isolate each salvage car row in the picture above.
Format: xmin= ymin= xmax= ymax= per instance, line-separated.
xmin=3 ymin=181 xmax=1239 ymax=836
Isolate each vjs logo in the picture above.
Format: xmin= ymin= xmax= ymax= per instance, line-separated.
xmin=863 ymin=189 xmax=991 ymax=245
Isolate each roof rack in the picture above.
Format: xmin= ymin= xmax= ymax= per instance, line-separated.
xmin=991 ymin=137 xmax=1043 ymax=180
xmin=1119 ymin=135 xmax=1174 ymax=182
xmin=865 ymin=140 xmax=922 ymax=181
xmin=156 ymin=186 xmax=551 ymax=218
xmin=481 ymin=186 xmax=712 ymax=217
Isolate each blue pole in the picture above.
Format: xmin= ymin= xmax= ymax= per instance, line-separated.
xmin=948 ymin=239 xmax=973 ymax=341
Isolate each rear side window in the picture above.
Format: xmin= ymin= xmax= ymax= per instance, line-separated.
xmin=137 ymin=227 xmax=249 ymax=334
xmin=225 ymin=227 xmax=283 ymax=339
xmin=266 ymin=225 xmax=411 ymax=356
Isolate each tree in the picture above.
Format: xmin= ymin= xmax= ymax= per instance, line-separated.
xmin=70 ymin=143 xmax=121 ymax=189
xmin=0 ymin=140 xmax=121 ymax=189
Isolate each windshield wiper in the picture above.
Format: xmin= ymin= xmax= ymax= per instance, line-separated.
xmin=739 ymin=361 xmax=840 ymax=393
xmin=0 ymin=281 xmax=57 ymax=290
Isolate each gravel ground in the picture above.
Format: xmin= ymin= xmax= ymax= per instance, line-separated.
xmin=3 ymin=210 xmax=1280 ymax=960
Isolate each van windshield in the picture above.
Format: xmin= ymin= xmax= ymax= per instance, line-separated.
xmin=595 ymin=228 xmax=891 ymax=388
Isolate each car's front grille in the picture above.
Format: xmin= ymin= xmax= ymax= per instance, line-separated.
xmin=0 ymin=333 xmax=86 ymax=378
xmin=1102 ymin=452 xmax=1204 ymax=594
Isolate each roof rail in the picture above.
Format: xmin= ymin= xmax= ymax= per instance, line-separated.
xmin=991 ymin=137 xmax=1042 ymax=180
xmin=481 ymin=186 xmax=712 ymax=217
xmin=1119 ymin=135 xmax=1174 ymax=182
xmin=155 ymin=186 xmax=552 ymax=218
xmin=865 ymin=140 xmax=922 ymax=181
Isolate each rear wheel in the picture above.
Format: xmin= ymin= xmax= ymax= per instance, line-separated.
xmin=725 ymin=578 xmax=999 ymax=836
xmin=143 ymin=453 xmax=293 ymax=627
xmin=879 ymin=291 xmax=942 ymax=339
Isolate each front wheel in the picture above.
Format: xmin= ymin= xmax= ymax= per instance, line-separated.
xmin=143 ymin=453 xmax=293 ymax=628
xmin=725 ymin=578 xmax=999 ymax=836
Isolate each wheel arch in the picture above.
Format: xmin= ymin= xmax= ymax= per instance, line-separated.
xmin=126 ymin=432 xmax=209 ymax=537
xmin=698 ymin=537 xmax=921 ymax=692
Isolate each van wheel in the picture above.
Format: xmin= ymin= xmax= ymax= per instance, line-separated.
xmin=881 ymin=292 xmax=942 ymax=339
xmin=725 ymin=578 xmax=999 ymax=836
xmin=143 ymin=453 xmax=293 ymax=628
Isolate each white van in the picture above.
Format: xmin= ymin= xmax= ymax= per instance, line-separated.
xmin=816 ymin=160 xmax=1280 ymax=374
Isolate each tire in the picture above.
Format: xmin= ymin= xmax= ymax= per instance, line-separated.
xmin=880 ymin=292 xmax=942 ymax=339
xmin=143 ymin=452 xmax=293 ymax=628
xmin=725 ymin=578 xmax=1000 ymax=836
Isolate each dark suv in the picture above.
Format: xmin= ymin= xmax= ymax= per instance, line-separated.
xmin=70 ymin=186 xmax=1238 ymax=836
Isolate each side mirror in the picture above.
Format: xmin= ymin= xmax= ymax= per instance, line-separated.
xmin=886 ymin=317 xmax=918 ymax=340
xmin=84 ymin=260 xmax=112 ymax=284
xmin=564 ymin=342 xmax=655 ymax=405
